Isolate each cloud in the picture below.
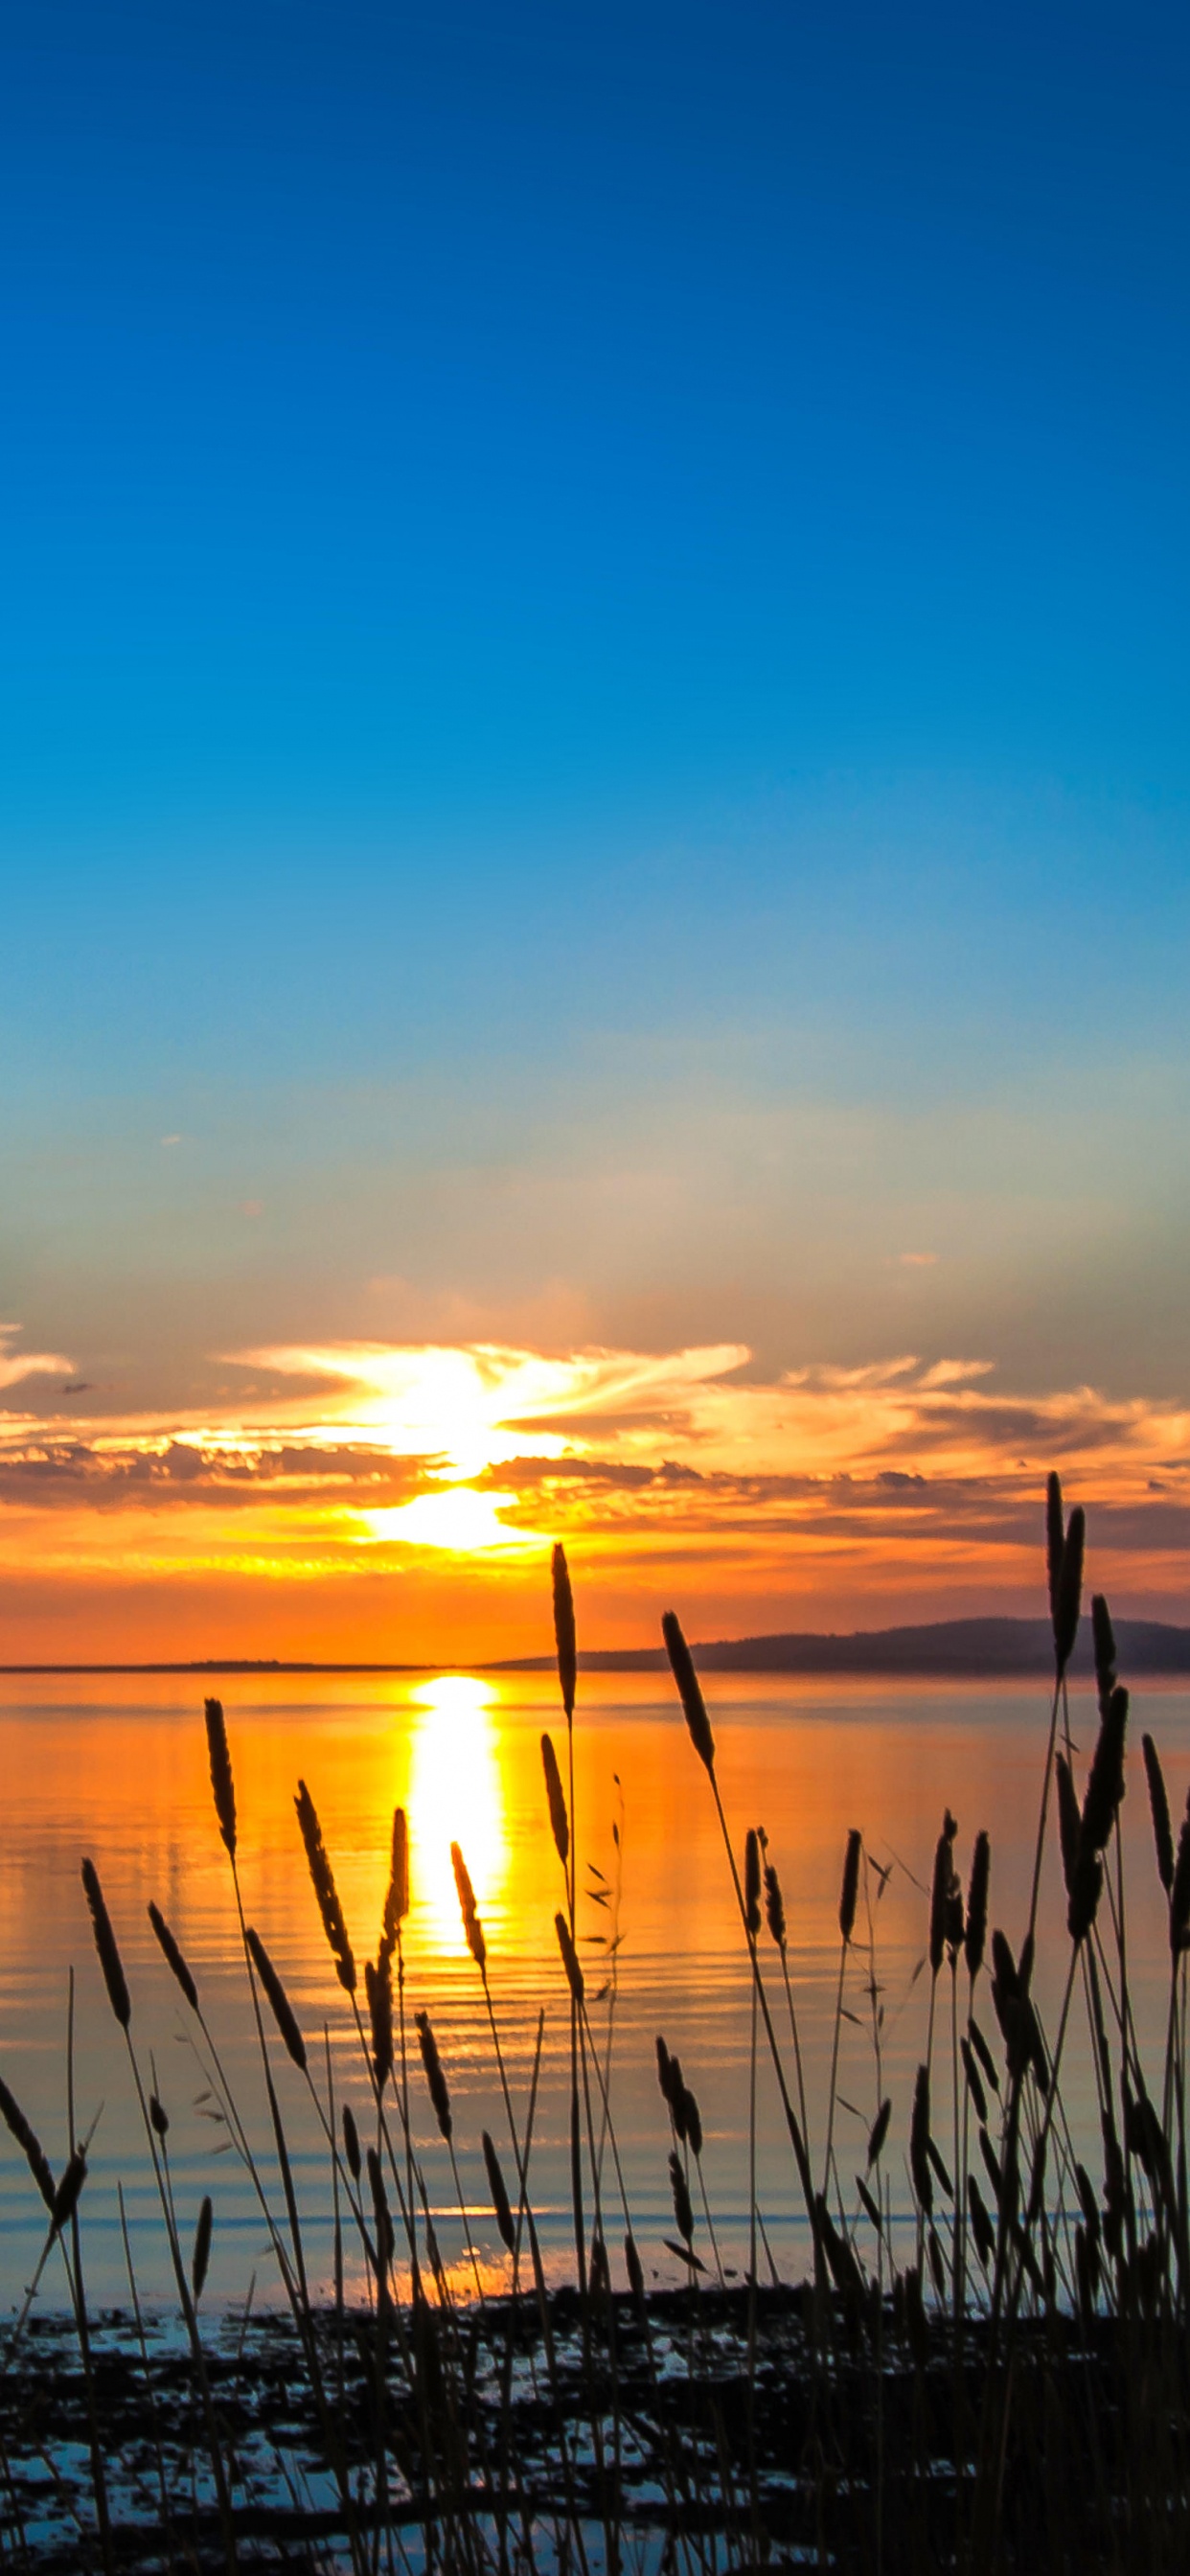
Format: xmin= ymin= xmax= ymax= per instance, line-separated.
xmin=0 ymin=1324 xmax=75 ymax=1396
xmin=230 ymin=1337 xmax=751 ymax=1474
xmin=3 ymin=1330 xmax=1190 ymax=1633
xmin=0 ymin=1435 xmax=431 ymax=1511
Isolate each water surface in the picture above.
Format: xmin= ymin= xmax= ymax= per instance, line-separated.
xmin=0 ymin=1668 xmax=1184 ymax=2308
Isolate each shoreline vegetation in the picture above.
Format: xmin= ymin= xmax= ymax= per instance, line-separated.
xmin=2 ymin=1482 xmax=1190 ymax=2569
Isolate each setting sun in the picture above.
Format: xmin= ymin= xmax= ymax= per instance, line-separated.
xmin=361 ymin=1486 xmax=539 ymax=1554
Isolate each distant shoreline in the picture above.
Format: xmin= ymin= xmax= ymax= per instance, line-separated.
xmin=4 ymin=1613 xmax=1189 ymax=1679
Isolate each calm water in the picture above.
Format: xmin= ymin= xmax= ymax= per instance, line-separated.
xmin=0 ymin=1668 xmax=1186 ymax=2310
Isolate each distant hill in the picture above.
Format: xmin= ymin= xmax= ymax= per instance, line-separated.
xmin=4 ymin=1617 xmax=1189 ymax=1680
xmin=493 ymin=1616 xmax=1190 ymax=1679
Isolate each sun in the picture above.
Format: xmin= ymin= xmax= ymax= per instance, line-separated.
xmin=361 ymin=1487 xmax=538 ymax=1554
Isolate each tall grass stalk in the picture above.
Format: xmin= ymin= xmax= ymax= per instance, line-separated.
xmin=8 ymin=1481 xmax=1190 ymax=2570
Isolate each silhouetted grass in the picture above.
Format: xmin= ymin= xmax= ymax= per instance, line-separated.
xmin=0 ymin=1481 xmax=1188 ymax=2568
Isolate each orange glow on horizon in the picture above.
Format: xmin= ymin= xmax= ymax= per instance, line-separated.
xmin=0 ymin=1332 xmax=1187 ymax=1658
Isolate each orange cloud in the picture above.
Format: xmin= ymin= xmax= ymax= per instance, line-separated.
xmin=0 ymin=1335 xmax=1187 ymax=1661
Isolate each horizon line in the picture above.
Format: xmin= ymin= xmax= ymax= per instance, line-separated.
xmin=3 ymin=1608 xmax=1189 ymax=1680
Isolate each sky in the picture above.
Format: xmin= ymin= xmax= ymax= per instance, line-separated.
xmin=1 ymin=0 xmax=1188 ymax=1660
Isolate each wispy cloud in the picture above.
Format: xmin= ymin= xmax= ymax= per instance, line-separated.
xmin=0 ymin=1324 xmax=75 ymax=1395
xmin=2 ymin=1332 xmax=1188 ymax=1647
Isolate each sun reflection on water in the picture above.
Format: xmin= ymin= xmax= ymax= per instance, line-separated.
xmin=407 ymin=1674 xmax=507 ymax=1947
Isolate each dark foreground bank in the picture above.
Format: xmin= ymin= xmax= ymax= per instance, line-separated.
xmin=3 ymin=2285 xmax=1185 ymax=2574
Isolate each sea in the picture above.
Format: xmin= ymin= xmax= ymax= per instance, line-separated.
xmin=0 ymin=1667 xmax=1185 ymax=2311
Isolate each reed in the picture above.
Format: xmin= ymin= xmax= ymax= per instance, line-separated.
xmin=245 ymin=1926 xmax=308 ymax=2073
xmin=824 ymin=1827 xmax=862 ymax=2198
xmin=205 ymin=1695 xmax=237 ymax=1858
xmin=4 ymin=1480 xmax=1190 ymax=2572
xmin=79 ymin=1856 xmax=238 ymax=2571
xmin=294 ymin=1779 xmax=356 ymax=1994
xmin=0 ymin=2075 xmax=56 ymax=2217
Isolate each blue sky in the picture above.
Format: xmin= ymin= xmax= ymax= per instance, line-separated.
xmin=1 ymin=1 xmax=1187 ymax=1498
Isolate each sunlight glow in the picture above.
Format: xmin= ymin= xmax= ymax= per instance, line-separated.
xmin=407 ymin=1675 xmax=506 ymax=1945
xmin=237 ymin=1337 xmax=749 ymax=1478
xmin=362 ymin=1487 xmax=536 ymax=1553
xmin=7 ymin=1328 xmax=1190 ymax=1652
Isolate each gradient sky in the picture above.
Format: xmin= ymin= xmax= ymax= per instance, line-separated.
xmin=2 ymin=2 xmax=1187 ymax=1658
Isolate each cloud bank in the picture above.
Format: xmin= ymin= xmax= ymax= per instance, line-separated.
xmin=0 ymin=1332 xmax=1187 ymax=1658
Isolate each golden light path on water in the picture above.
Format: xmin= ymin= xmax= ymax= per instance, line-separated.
xmin=0 ymin=1666 xmax=1188 ymax=2308
xmin=406 ymin=1673 xmax=507 ymax=1943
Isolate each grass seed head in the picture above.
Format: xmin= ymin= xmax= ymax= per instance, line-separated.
xmin=0 ymin=2075 xmax=56 ymax=2213
xmin=81 ymin=1856 xmax=131 ymax=2030
xmin=1170 ymin=1804 xmax=1190 ymax=1956
xmin=1081 ymin=1685 xmax=1129 ymax=1855
xmin=51 ymin=2149 xmax=86 ymax=2240
xmin=1074 ymin=2161 xmax=1100 ymax=2244
xmin=204 ymin=1698 xmax=237 ymax=1860
xmin=415 ymin=2011 xmax=452 ymax=2141
xmin=663 ymin=2049 xmax=689 ymax=2143
xmin=483 ymin=2129 xmax=515 ymax=2252
xmin=294 ymin=1781 xmax=356 ymax=1994
xmin=368 ymin=2147 xmax=395 ymax=2270
xmin=655 ymin=2034 xmax=673 ymax=2104
xmin=968 ymin=2013 xmax=1000 ymax=2093
xmin=378 ymin=1809 xmax=409 ymax=1968
xmin=1053 ymin=1504 xmax=1085 ymax=1676
xmin=960 ymin=2038 xmax=987 ymax=2128
xmin=1142 ymin=1734 xmax=1175 ymax=1897
xmin=1091 ymin=1593 xmax=1117 ymax=1716
xmin=1045 ymin=1473 xmax=1064 ymax=1628
xmin=365 ymin=1955 xmax=394 ymax=2092
xmin=1055 ymin=1755 xmax=1081 ymax=1898
xmin=555 ymin=1909 xmax=584 ymax=2008
xmin=662 ymin=1612 xmax=716 ymax=1773
xmin=192 ymin=2196 xmax=213 ymax=2302
xmin=451 ymin=1842 xmax=487 ymax=1971
xmin=246 ymin=1927 xmax=307 ymax=2073
xmin=669 ymin=2148 xmax=694 ymax=2246
xmin=744 ymin=1828 xmax=762 ymax=1938
xmin=979 ymin=2125 xmax=1003 ymax=2209
xmin=857 ymin=2175 xmax=882 ymax=2236
xmin=964 ymin=1832 xmax=990 ymax=1980
xmin=968 ymin=2174 xmax=995 ymax=2268
xmin=552 ymin=1543 xmax=577 ymax=1719
xmin=909 ymin=2064 xmax=933 ymax=2215
xmin=838 ymin=1829 xmax=861 ymax=1944
xmin=991 ymin=1926 xmax=1019 ymax=2001
xmin=541 ymin=1734 xmax=570 ymax=1870
xmin=148 ymin=1902 xmax=199 ymax=2014
xmin=866 ymin=2098 xmax=891 ymax=2170
xmin=927 ymin=2134 xmax=953 ymax=2200
xmin=928 ymin=1819 xmax=957 ymax=1975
